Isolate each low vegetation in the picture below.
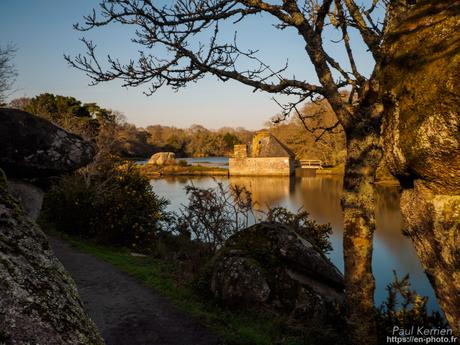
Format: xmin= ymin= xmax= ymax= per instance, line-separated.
xmin=376 ymin=272 xmax=446 ymax=344
xmin=264 ymin=206 xmax=332 ymax=254
xmin=49 ymin=227 xmax=445 ymax=345
xmin=41 ymin=162 xmax=169 ymax=250
xmin=172 ymin=183 xmax=255 ymax=254
xmin=171 ymin=182 xmax=332 ymax=256
xmin=51 ymin=234 xmax=305 ymax=345
xmin=140 ymin=163 xmax=228 ymax=179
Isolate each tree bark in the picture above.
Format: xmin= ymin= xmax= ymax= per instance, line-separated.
xmin=341 ymin=98 xmax=383 ymax=344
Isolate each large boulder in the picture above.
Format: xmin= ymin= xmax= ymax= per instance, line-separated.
xmin=380 ymin=1 xmax=460 ymax=335
xmin=0 ymin=109 xmax=103 ymax=343
xmin=0 ymin=183 xmax=104 ymax=345
xmin=0 ymin=108 xmax=95 ymax=178
xmin=147 ymin=152 xmax=177 ymax=166
xmin=207 ymin=222 xmax=344 ymax=320
xmin=380 ymin=2 xmax=460 ymax=195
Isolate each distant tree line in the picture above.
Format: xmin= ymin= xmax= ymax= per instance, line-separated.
xmin=8 ymin=93 xmax=345 ymax=164
xmin=8 ymin=93 xmax=254 ymax=158
xmin=146 ymin=124 xmax=253 ymax=157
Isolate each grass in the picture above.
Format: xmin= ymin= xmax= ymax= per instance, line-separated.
xmin=141 ymin=163 xmax=228 ymax=177
xmin=52 ymin=232 xmax=300 ymax=345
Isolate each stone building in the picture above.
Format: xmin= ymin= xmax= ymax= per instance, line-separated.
xmin=229 ymin=131 xmax=295 ymax=176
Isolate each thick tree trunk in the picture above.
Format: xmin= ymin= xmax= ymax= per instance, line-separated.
xmin=342 ymin=111 xmax=383 ymax=345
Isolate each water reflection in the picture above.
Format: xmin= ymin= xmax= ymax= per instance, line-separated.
xmin=228 ymin=176 xmax=295 ymax=208
xmin=150 ymin=175 xmax=439 ymax=312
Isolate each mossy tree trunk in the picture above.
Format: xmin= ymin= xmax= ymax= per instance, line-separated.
xmin=341 ymin=101 xmax=383 ymax=345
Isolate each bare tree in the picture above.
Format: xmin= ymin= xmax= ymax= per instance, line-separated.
xmin=0 ymin=44 xmax=17 ymax=105
xmin=66 ymin=1 xmax=403 ymax=343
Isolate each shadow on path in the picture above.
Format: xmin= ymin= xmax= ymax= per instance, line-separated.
xmin=49 ymin=236 xmax=221 ymax=345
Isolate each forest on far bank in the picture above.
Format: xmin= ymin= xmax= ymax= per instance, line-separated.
xmin=8 ymin=93 xmax=346 ymax=165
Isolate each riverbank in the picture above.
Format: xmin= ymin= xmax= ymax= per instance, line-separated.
xmin=139 ymin=159 xmax=399 ymax=187
xmin=140 ymin=164 xmax=229 ymax=179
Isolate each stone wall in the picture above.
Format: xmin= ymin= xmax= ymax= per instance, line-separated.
xmin=233 ymin=145 xmax=248 ymax=159
xmin=229 ymin=157 xmax=294 ymax=176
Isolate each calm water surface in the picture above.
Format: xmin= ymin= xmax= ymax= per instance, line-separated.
xmin=149 ymin=159 xmax=439 ymax=312
xmin=180 ymin=157 xmax=229 ymax=168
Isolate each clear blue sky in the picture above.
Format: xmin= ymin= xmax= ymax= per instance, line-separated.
xmin=1 ymin=1 xmax=376 ymax=130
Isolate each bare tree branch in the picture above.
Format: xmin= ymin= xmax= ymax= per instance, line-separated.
xmin=66 ymin=0 xmax=388 ymax=130
xmin=0 ymin=43 xmax=18 ymax=104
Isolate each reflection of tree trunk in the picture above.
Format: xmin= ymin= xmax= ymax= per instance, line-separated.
xmin=342 ymin=114 xmax=382 ymax=345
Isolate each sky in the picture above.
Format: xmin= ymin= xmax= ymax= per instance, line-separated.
xmin=1 ymin=1 xmax=377 ymax=130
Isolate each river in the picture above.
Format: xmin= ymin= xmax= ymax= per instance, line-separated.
xmin=148 ymin=158 xmax=439 ymax=312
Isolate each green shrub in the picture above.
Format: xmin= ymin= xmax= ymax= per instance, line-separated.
xmin=265 ymin=206 xmax=332 ymax=254
xmin=376 ymin=271 xmax=447 ymax=343
xmin=42 ymin=162 xmax=169 ymax=251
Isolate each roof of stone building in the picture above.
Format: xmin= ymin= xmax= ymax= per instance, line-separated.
xmin=250 ymin=131 xmax=295 ymax=158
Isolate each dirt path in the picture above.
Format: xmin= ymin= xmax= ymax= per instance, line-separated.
xmin=49 ymin=236 xmax=221 ymax=345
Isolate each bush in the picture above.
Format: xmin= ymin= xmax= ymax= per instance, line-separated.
xmin=171 ymin=181 xmax=331 ymax=255
xmin=42 ymin=162 xmax=169 ymax=251
xmin=265 ymin=206 xmax=332 ymax=254
xmin=172 ymin=182 xmax=254 ymax=254
xmin=376 ymin=271 xmax=447 ymax=343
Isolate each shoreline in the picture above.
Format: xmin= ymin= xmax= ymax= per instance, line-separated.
xmin=137 ymin=160 xmax=400 ymax=186
xmin=139 ymin=163 xmax=229 ymax=178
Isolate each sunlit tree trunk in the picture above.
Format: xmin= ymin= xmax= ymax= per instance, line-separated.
xmin=341 ymin=99 xmax=383 ymax=345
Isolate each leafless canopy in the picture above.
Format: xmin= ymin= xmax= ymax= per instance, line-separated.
xmin=66 ymin=0 xmax=392 ymax=131
xmin=0 ymin=43 xmax=18 ymax=104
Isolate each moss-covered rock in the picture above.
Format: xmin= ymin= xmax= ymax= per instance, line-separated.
xmin=381 ymin=1 xmax=460 ymax=194
xmin=0 ymin=108 xmax=95 ymax=178
xmin=380 ymin=0 xmax=460 ymax=335
xmin=0 ymin=184 xmax=104 ymax=345
xmin=0 ymin=110 xmax=103 ymax=344
xmin=207 ymin=222 xmax=344 ymax=321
